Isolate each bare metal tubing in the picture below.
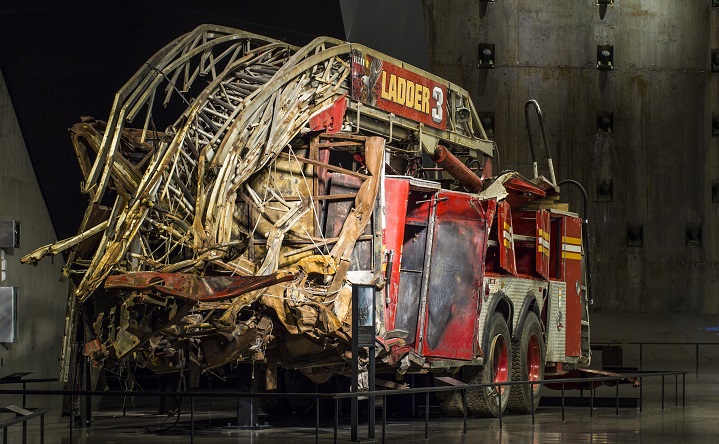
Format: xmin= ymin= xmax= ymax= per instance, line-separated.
xmin=524 ymin=99 xmax=556 ymax=184
xmin=382 ymin=395 xmax=387 ymax=443
xmin=315 ymin=400 xmax=320 ymax=444
xmin=640 ymin=376 xmax=643 ymax=413
xmin=334 ymin=398 xmax=339 ymax=443
xmin=498 ymin=384 xmax=503 ymax=429
xmin=531 ymin=383 xmax=536 ymax=424
xmin=425 ymin=391 xmax=429 ymax=440
xmin=431 ymin=145 xmax=484 ymax=193
xmin=462 ymin=389 xmax=467 ymax=434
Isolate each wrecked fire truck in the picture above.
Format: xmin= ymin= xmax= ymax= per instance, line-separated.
xmin=23 ymin=24 xmax=591 ymax=417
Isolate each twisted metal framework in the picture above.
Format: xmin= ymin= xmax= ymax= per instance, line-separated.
xmin=23 ymin=25 xmax=494 ymax=384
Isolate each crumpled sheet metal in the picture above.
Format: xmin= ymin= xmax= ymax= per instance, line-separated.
xmin=104 ymin=272 xmax=294 ymax=302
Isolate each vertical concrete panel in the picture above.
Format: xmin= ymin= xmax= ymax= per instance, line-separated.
xmin=0 ymin=68 xmax=67 ymax=407
xmin=424 ymin=0 xmax=718 ymax=313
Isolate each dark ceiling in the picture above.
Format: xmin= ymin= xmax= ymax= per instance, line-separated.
xmin=0 ymin=0 xmax=345 ymax=240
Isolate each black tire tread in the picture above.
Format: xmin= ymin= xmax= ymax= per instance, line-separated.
xmin=438 ymin=313 xmax=511 ymax=418
xmin=507 ymin=336 xmax=528 ymax=413
xmin=507 ymin=312 xmax=543 ymax=414
xmin=470 ymin=313 xmax=511 ymax=417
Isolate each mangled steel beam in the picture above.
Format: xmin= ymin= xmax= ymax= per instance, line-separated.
xmin=104 ymin=272 xmax=294 ymax=302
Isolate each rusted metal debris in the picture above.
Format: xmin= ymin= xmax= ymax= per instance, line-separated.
xmin=22 ymin=24 xmax=496 ymax=386
xmin=104 ymin=272 xmax=294 ymax=303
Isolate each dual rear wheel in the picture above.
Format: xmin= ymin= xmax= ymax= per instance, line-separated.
xmin=508 ymin=312 xmax=544 ymax=414
xmin=438 ymin=311 xmax=544 ymax=417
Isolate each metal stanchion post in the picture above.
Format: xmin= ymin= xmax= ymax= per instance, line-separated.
xmin=235 ymin=374 xmax=240 ymax=427
xmin=315 ymin=399 xmax=320 ymax=444
xmin=382 ymin=395 xmax=387 ymax=443
xmin=424 ymin=392 xmax=429 ymax=440
xmin=334 ymin=398 xmax=339 ymax=443
xmin=251 ymin=362 xmax=258 ymax=428
xmin=350 ymin=282 xmax=377 ymax=443
xmin=661 ymin=375 xmax=665 ymax=410
xmin=639 ymin=376 xmax=643 ymax=413
xmin=462 ymin=389 xmax=467 ymax=434
xmin=561 ymin=383 xmax=565 ymax=421
xmin=696 ymin=344 xmax=699 ymax=378
xmin=368 ymin=352 xmax=375 ymax=439
xmin=498 ymin=385 xmax=502 ymax=429
xmin=682 ymin=374 xmax=685 ymax=407
xmin=191 ymin=396 xmax=195 ymax=444
xmin=615 ymin=383 xmax=619 ymax=415
xmin=531 ymin=383 xmax=535 ymax=425
xmin=675 ymin=374 xmax=678 ymax=407
xmin=590 ymin=387 xmax=594 ymax=418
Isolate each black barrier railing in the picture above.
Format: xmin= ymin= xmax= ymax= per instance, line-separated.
xmin=0 ymin=407 xmax=50 ymax=444
xmin=592 ymin=341 xmax=719 ymax=376
xmin=0 ymin=378 xmax=57 ymax=409
xmin=0 ymin=370 xmax=686 ymax=444
xmin=0 ymin=377 xmax=56 ymax=443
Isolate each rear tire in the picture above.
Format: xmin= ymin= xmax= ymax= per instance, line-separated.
xmin=437 ymin=313 xmax=512 ymax=417
xmin=508 ymin=312 xmax=544 ymax=414
xmin=467 ymin=313 xmax=512 ymax=417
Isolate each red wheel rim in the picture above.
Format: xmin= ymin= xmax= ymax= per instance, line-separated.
xmin=527 ymin=333 xmax=541 ymax=392
xmin=492 ymin=335 xmax=509 ymax=394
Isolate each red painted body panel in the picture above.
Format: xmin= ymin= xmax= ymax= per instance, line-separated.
xmin=536 ymin=210 xmax=551 ymax=279
xmin=564 ymin=216 xmax=583 ymax=357
xmin=497 ymin=201 xmax=517 ymax=275
xmin=350 ymin=49 xmax=448 ymax=130
xmin=502 ymin=178 xmax=546 ymax=208
xmin=419 ymin=190 xmax=488 ymax=360
xmin=382 ymin=178 xmax=410 ymax=330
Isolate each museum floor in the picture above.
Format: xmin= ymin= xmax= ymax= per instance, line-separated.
xmin=4 ymin=312 xmax=719 ymax=443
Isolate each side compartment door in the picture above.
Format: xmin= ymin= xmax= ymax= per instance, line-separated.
xmin=497 ymin=201 xmax=517 ymax=276
xmin=535 ymin=210 xmax=551 ymax=279
xmin=419 ymin=191 xmax=489 ymax=360
xmin=563 ymin=217 xmax=583 ymax=358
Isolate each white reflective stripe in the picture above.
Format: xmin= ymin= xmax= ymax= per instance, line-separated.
xmin=503 ymin=230 xmax=513 ymax=241
xmin=562 ymin=244 xmax=582 ymax=253
xmin=539 ymin=238 xmax=551 ymax=250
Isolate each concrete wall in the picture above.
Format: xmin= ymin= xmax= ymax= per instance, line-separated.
xmin=340 ymin=0 xmax=430 ymax=70
xmin=0 ymin=68 xmax=68 ymax=387
xmin=424 ymin=0 xmax=719 ymax=313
